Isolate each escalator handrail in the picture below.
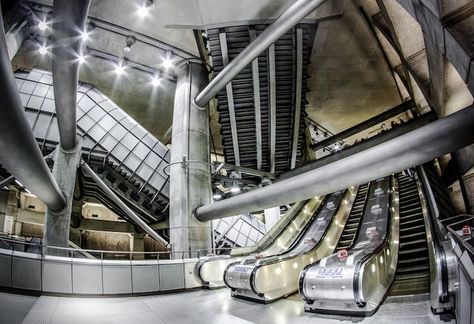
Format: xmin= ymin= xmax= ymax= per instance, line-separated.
xmin=353 ymin=176 xmax=394 ymax=307
xmin=417 ymin=166 xmax=451 ymax=302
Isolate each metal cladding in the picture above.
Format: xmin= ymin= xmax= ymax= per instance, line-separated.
xmin=195 ymin=105 xmax=474 ymax=221
xmin=0 ymin=9 xmax=66 ymax=212
xmin=52 ymin=0 xmax=91 ymax=150
xmin=194 ymin=0 xmax=331 ymax=107
xmin=81 ymin=161 xmax=168 ymax=246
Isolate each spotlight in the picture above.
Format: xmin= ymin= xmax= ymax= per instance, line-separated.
xmin=137 ymin=0 xmax=153 ymax=18
xmin=151 ymin=76 xmax=161 ymax=87
xmin=115 ymin=63 xmax=125 ymax=75
xmin=230 ymin=186 xmax=240 ymax=193
xmin=78 ymin=54 xmax=86 ymax=64
xmin=38 ymin=45 xmax=48 ymax=55
xmin=162 ymin=57 xmax=173 ymax=69
xmin=213 ymin=193 xmax=222 ymax=200
xmin=334 ymin=144 xmax=340 ymax=151
xmin=38 ymin=20 xmax=48 ymax=31
xmin=81 ymin=31 xmax=89 ymax=42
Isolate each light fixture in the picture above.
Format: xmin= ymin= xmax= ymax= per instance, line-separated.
xmin=38 ymin=45 xmax=48 ymax=55
xmin=123 ymin=35 xmax=136 ymax=53
xmin=115 ymin=60 xmax=126 ymax=75
xmin=161 ymin=50 xmax=174 ymax=70
xmin=151 ymin=70 xmax=161 ymax=87
xmin=78 ymin=54 xmax=86 ymax=64
xmin=137 ymin=0 xmax=153 ymax=18
xmin=213 ymin=193 xmax=222 ymax=200
xmin=38 ymin=20 xmax=48 ymax=31
xmin=230 ymin=186 xmax=240 ymax=193
xmin=334 ymin=144 xmax=340 ymax=151
xmin=81 ymin=31 xmax=89 ymax=42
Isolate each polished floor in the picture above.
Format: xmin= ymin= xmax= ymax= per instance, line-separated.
xmin=0 ymin=289 xmax=454 ymax=324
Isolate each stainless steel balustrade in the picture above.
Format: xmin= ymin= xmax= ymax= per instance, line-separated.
xmin=223 ymin=188 xmax=357 ymax=302
xmin=0 ymin=237 xmax=236 ymax=295
xmin=300 ymin=176 xmax=398 ymax=316
xmin=195 ymin=198 xmax=324 ymax=288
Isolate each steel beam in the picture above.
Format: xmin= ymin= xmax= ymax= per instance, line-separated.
xmin=0 ymin=175 xmax=15 ymax=188
xmin=269 ymin=44 xmax=277 ymax=174
xmin=194 ymin=0 xmax=331 ymax=107
xmin=0 ymin=9 xmax=66 ymax=212
xmin=52 ymin=0 xmax=91 ymax=150
xmin=250 ymin=29 xmax=263 ymax=170
xmin=290 ymin=28 xmax=303 ymax=169
xmin=81 ymin=161 xmax=168 ymax=246
xmin=312 ymin=100 xmax=416 ymax=151
xmin=195 ymin=105 xmax=474 ymax=221
xmin=219 ymin=31 xmax=240 ymax=166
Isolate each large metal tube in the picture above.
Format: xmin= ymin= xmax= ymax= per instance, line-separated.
xmin=195 ymin=105 xmax=474 ymax=221
xmin=194 ymin=0 xmax=330 ymax=107
xmin=81 ymin=162 xmax=169 ymax=246
xmin=0 ymin=7 xmax=66 ymax=212
xmin=52 ymin=0 xmax=90 ymax=150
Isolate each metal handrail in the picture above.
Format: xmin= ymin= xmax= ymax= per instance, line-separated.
xmin=0 ymin=235 xmax=233 ymax=260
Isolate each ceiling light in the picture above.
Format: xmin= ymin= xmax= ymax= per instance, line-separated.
xmin=38 ymin=45 xmax=48 ymax=55
xmin=230 ymin=185 xmax=240 ymax=193
xmin=81 ymin=31 xmax=89 ymax=42
xmin=115 ymin=63 xmax=125 ymax=75
xmin=213 ymin=193 xmax=222 ymax=200
xmin=78 ymin=55 xmax=86 ymax=64
xmin=38 ymin=20 xmax=48 ymax=31
xmin=162 ymin=57 xmax=173 ymax=69
xmin=151 ymin=76 xmax=161 ymax=87
xmin=137 ymin=6 xmax=149 ymax=17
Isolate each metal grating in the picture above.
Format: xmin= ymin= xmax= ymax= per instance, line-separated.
xmin=207 ymin=23 xmax=317 ymax=174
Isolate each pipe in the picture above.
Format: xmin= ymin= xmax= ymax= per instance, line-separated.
xmin=52 ymin=0 xmax=91 ymax=150
xmin=195 ymin=105 xmax=474 ymax=221
xmin=0 ymin=175 xmax=15 ymax=188
xmin=81 ymin=161 xmax=169 ymax=246
xmin=0 ymin=7 xmax=67 ymax=212
xmin=194 ymin=0 xmax=331 ymax=107
xmin=312 ymin=100 xmax=415 ymax=151
xmin=280 ymin=112 xmax=436 ymax=180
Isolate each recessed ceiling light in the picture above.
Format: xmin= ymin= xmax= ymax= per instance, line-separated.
xmin=38 ymin=21 xmax=48 ymax=31
xmin=137 ymin=5 xmax=149 ymax=18
xmin=38 ymin=45 xmax=48 ymax=55
xmin=162 ymin=57 xmax=173 ymax=69
xmin=78 ymin=55 xmax=86 ymax=64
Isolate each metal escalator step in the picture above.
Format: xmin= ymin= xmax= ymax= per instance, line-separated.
xmin=397 ymin=264 xmax=430 ymax=274
xmin=398 ymin=247 xmax=428 ymax=255
xmin=400 ymin=206 xmax=422 ymax=215
xmin=399 ymin=213 xmax=424 ymax=222
xmin=394 ymin=271 xmax=430 ymax=281
xmin=399 ymin=239 xmax=427 ymax=249
xmin=399 ymin=201 xmax=421 ymax=210
xmin=399 ymin=232 xmax=426 ymax=240
xmin=400 ymin=224 xmax=425 ymax=232
xmin=399 ymin=219 xmax=425 ymax=228
xmin=398 ymin=256 xmax=429 ymax=264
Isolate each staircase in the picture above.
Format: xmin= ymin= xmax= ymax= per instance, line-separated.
xmin=335 ymin=183 xmax=369 ymax=251
xmin=388 ymin=173 xmax=430 ymax=296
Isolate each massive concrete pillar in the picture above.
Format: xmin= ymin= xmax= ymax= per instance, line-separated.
xmin=169 ymin=62 xmax=212 ymax=254
xmin=43 ymin=0 xmax=90 ymax=253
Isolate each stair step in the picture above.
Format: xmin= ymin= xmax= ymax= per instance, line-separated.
xmin=399 ymin=239 xmax=427 ymax=249
xmin=397 ymin=264 xmax=430 ymax=274
xmin=398 ymin=256 xmax=429 ymax=265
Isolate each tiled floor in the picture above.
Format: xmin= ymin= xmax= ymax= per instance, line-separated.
xmin=0 ymin=289 xmax=454 ymax=324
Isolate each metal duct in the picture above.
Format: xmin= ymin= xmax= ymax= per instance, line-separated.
xmin=194 ymin=0 xmax=330 ymax=107
xmin=52 ymin=0 xmax=91 ymax=150
xmin=195 ymin=105 xmax=474 ymax=221
xmin=0 ymin=8 xmax=66 ymax=212
xmin=81 ymin=162 xmax=169 ymax=246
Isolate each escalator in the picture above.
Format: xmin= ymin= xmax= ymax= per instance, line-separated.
xmin=223 ymin=188 xmax=358 ymax=302
xmin=388 ymin=173 xmax=430 ymax=296
xmin=335 ymin=183 xmax=369 ymax=251
xmin=194 ymin=196 xmax=326 ymax=288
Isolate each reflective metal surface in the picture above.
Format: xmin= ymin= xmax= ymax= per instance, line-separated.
xmin=301 ymin=176 xmax=399 ymax=315
xmin=195 ymin=198 xmax=323 ymax=288
xmin=224 ymin=188 xmax=357 ymax=302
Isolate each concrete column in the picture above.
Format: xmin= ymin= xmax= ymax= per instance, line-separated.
xmin=44 ymin=138 xmax=83 ymax=253
xmin=133 ymin=231 xmax=145 ymax=260
xmin=5 ymin=190 xmax=18 ymax=234
xmin=169 ymin=62 xmax=212 ymax=254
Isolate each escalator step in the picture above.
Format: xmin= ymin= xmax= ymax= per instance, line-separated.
xmin=399 ymin=239 xmax=428 ymax=249
xmin=398 ymin=256 xmax=429 ymax=265
xmin=396 ymin=265 xmax=430 ymax=274
xmin=399 ymin=232 xmax=426 ymax=240
xmin=398 ymin=247 xmax=428 ymax=255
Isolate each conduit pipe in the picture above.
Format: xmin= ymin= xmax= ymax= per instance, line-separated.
xmin=81 ymin=162 xmax=169 ymax=246
xmin=194 ymin=0 xmax=331 ymax=107
xmin=0 ymin=8 xmax=66 ymax=212
xmin=52 ymin=0 xmax=91 ymax=150
xmin=195 ymin=105 xmax=474 ymax=221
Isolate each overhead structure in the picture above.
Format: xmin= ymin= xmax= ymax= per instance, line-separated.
xmin=195 ymin=105 xmax=474 ymax=221
xmin=0 ymin=10 xmax=66 ymax=212
xmin=194 ymin=0 xmax=331 ymax=107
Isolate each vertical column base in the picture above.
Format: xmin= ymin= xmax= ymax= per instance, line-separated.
xmin=44 ymin=138 xmax=82 ymax=255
